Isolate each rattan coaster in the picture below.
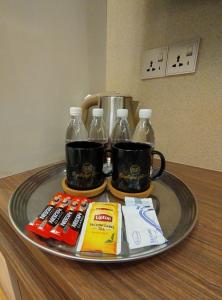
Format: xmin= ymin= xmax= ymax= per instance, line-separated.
xmin=107 ymin=179 xmax=154 ymax=200
xmin=61 ymin=178 xmax=107 ymax=197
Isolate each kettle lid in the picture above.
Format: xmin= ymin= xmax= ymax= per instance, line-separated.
xmin=84 ymin=91 xmax=132 ymax=99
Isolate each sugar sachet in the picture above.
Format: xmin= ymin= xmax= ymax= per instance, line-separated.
xmin=122 ymin=197 xmax=167 ymax=249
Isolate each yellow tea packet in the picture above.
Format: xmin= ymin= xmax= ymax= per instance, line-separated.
xmin=77 ymin=202 xmax=122 ymax=255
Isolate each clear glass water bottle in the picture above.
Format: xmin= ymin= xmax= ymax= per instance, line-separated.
xmin=132 ymin=109 xmax=155 ymax=148
xmin=65 ymin=107 xmax=88 ymax=143
xmin=88 ymin=108 xmax=108 ymax=146
xmin=111 ymin=109 xmax=131 ymax=144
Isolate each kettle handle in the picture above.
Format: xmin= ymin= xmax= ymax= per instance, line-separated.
xmin=81 ymin=95 xmax=100 ymax=124
xmin=135 ymin=103 xmax=140 ymax=125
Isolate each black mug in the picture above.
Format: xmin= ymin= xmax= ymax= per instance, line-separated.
xmin=111 ymin=142 xmax=165 ymax=193
xmin=66 ymin=141 xmax=105 ymax=190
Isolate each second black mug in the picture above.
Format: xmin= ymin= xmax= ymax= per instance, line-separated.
xmin=111 ymin=142 xmax=165 ymax=193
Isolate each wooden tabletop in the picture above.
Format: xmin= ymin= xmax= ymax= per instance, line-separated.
xmin=0 ymin=162 xmax=222 ymax=300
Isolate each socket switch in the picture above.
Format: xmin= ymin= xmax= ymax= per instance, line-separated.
xmin=166 ymin=38 xmax=200 ymax=76
xmin=141 ymin=47 xmax=168 ymax=79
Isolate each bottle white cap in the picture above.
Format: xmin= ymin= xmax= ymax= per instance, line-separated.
xmin=70 ymin=107 xmax=82 ymax=116
xmin=139 ymin=109 xmax=152 ymax=119
xmin=92 ymin=108 xmax=104 ymax=117
xmin=117 ymin=109 xmax=128 ymax=118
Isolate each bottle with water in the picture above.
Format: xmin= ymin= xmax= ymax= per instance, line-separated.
xmin=132 ymin=109 xmax=155 ymax=148
xmin=65 ymin=107 xmax=88 ymax=143
xmin=111 ymin=109 xmax=131 ymax=144
xmin=89 ymin=108 xmax=109 ymax=172
xmin=88 ymin=108 xmax=108 ymax=146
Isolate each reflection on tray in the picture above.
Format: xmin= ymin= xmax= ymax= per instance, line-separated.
xmin=9 ymin=164 xmax=197 ymax=262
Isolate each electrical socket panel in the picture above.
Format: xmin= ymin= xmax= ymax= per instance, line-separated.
xmin=166 ymin=38 xmax=200 ymax=76
xmin=141 ymin=47 xmax=168 ymax=79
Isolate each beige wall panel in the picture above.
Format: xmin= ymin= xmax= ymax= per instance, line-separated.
xmin=106 ymin=0 xmax=222 ymax=171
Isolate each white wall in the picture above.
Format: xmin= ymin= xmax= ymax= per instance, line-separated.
xmin=0 ymin=0 xmax=106 ymax=177
xmin=106 ymin=0 xmax=222 ymax=171
xmin=87 ymin=0 xmax=107 ymax=93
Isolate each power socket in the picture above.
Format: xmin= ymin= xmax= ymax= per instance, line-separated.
xmin=141 ymin=47 xmax=168 ymax=79
xmin=166 ymin=38 xmax=200 ymax=76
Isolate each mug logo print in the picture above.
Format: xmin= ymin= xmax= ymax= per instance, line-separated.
xmin=82 ymin=162 xmax=94 ymax=176
xmin=119 ymin=164 xmax=146 ymax=181
xmin=72 ymin=162 xmax=96 ymax=179
xmin=130 ymin=165 xmax=141 ymax=176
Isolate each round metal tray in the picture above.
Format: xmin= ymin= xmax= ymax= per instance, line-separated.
xmin=8 ymin=162 xmax=198 ymax=263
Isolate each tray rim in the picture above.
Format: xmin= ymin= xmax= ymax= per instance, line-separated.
xmin=8 ymin=162 xmax=198 ymax=263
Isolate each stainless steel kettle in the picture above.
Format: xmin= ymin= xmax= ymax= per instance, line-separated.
xmin=81 ymin=92 xmax=140 ymax=137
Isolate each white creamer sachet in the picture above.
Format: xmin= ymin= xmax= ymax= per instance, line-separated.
xmin=122 ymin=197 xmax=167 ymax=250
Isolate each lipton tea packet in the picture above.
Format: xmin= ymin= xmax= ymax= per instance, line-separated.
xmin=77 ymin=202 xmax=122 ymax=255
xmin=122 ymin=198 xmax=167 ymax=250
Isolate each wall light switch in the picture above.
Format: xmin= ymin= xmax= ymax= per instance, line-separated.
xmin=166 ymin=38 xmax=200 ymax=76
xmin=141 ymin=47 xmax=168 ymax=79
